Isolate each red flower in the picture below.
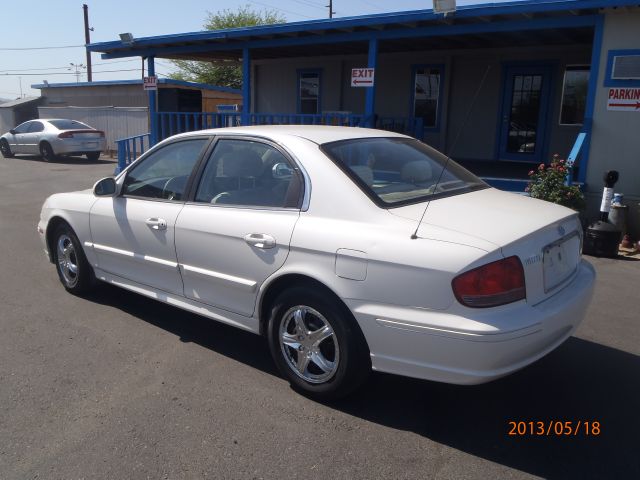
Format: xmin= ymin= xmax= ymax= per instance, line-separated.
xmin=538 ymin=163 xmax=545 ymax=170
xmin=528 ymin=170 xmax=534 ymax=176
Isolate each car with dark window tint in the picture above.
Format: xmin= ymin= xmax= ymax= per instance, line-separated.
xmin=37 ymin=126 xmax=595 ymax=399
xmin=1 ymin=118 xmax=105 ymax=161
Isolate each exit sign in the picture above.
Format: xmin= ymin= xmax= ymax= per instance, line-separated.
xmin=351 ymin=68 xmax=375 ymax=87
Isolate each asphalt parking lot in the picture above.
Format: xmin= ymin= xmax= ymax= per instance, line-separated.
xmin=1 ymin=152 xmax=639 ymax=479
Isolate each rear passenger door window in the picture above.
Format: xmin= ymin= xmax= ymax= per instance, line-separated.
xmin=194 ymin=139 xmax=302 ymax=208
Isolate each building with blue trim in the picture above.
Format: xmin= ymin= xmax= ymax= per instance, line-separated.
xmin=87 ymin=0 xmax=640 ymax=236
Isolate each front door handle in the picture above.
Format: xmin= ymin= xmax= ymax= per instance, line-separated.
xmin=145 ymin=217 xmax=167 ymax=231
xmin=244 ymin=233 xmax=276 ymax=249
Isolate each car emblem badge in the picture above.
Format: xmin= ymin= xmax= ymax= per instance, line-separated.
xmin=557 ymin=225 xmax=566 ymax=236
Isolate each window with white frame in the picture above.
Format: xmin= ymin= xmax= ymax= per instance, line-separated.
xmin=413 ymin=66 xmax=442 ymax=129
xmin=298 ymin=71 xmax=321 ymax=114
xmin=560 ymin=66 xmax=590 ymax=125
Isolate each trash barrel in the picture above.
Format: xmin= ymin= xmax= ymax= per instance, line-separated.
xmin=582 ymin=220 xmax=621 ymax=258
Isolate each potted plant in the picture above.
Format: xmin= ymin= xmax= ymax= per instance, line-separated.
xmin=526 ymin=155 xmax=586 ymax=211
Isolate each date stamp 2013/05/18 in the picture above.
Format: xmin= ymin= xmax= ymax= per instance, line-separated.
xmin=508 ymin=420 xmax=601 ymax=437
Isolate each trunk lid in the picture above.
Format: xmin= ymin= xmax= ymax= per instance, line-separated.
xmin=390 ymin=188 xmax=583 ymax=305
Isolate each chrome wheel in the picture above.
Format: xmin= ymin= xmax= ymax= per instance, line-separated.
xmin=40 ymin=142 xmax=55 ymax=162
xmin=56 ymin=234 xmax=79 ymax=288
xmin=279 ymin=305 xmax=340 ymax=384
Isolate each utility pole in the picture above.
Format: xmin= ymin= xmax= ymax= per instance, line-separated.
xmin=327 ymin=0 xmax=335 ymax=19
xmin=69 ymin=63 xmax=86 ymax=83
xmin=83 ymin=4 xmax=93 ymax=81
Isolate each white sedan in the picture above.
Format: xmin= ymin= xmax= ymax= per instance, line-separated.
xmin=37 ymin=126 xmax=595 ymax=399
xmin=1 ymin=118 xmax=105 ymax=161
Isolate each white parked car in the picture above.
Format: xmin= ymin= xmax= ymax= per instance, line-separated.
xmin=37 ymin=126 xmax=595 ymax=399
xmin=1 ymin=118 xmax=105 ymax=161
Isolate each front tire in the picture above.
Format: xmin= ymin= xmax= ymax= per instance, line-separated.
xmin=40 ymin=142 xmax=56 ymax=162
xmin=52 ymin=223 xmax=95 ymax=294
xmin=86 ymin=152 xmax=100 ymax=162
xmin=0 ymin=139 xmax=13 ymax=158
xmin=267 ymin=286 xmax=370 ymax=400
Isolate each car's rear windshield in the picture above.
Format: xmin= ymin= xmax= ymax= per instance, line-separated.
xmin=49 ymin=120 xmax=91 ymax=130
xmin=321 ymin=137 xmax=488 ymax=207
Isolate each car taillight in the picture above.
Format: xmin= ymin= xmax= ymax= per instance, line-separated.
xmin=452 ymin=256 xmax=525 ymax=308
xmin=57 ymin=130 xmax=104 ymax=138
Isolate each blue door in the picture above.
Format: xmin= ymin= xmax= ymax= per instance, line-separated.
xmin=498 ymin=66 xmax=552 ymax=163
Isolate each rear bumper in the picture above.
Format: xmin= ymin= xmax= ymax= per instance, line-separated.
xmin=51 ymin=138 xmax=105 ymax=155
xmin=348 ymin=260 xmax=595 ymax=385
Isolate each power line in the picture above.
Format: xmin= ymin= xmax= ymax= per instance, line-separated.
xmin=290 ymin=0 xmax=326 ymax=10
xmin=0 ymin=59 xmax=142 ymax=74
xmin=2 ymin=68 xmax=141 ymax=77
xmin=0 ymin=66 xmax=75 ymax=73
xmin=0 ymin=44 xmax=85 ymax=51
xmin=359 ymin=0 xmax=384 ymax=9
xmin=247 ymin=0 xmax=315 ymax=19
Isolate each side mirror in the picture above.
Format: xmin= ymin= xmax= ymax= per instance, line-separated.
xmin=93 ymin=177 xmax=117 ymax=196
xmin=272 ymin=162 xmax=293 ymax=179
xmin=9 ymin=129 xmax=16 ymax=135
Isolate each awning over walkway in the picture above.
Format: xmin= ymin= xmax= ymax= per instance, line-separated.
xmin=87 ymin=0 xmax=638 ymax=61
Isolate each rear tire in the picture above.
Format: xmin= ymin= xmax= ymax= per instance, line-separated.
xmin=267 ymin=286 xmax=371 ymax=400
xmin=0 ymin=139 xmax=13 ymax=158
xmin=52 ymin=223 xmax=95 ymax=294
xmin=40 ymin=142 xmax=56 ymax=162
xmin=86 ymin=152 xmax=100 ymax=162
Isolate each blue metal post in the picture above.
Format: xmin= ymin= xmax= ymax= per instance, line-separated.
xmin=365 ymin=38 xmax=378 ymax=128
xmin=577 ymin=14 xmax=604 ymax=185
xmin=147 ymin=56 xmax=158 ymax=145
xmin=242 ymin=47 xmax=251 ymax=126
xmin=115 ymin=140 xmax=125 ymax=174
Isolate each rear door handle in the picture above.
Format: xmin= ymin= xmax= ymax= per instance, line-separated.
xmin=244 ymin=233 xmax=276 ymax=249
xmin=145 ymin=217 xmax=167 ymax=231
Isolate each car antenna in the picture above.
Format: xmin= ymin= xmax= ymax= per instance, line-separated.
xmin=410 ymin=65 xmax=492 ymax=239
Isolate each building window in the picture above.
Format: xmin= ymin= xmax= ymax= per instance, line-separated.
xmin=413 ymin=66 xmax=443 ymax=129
xmin=560 ymin=66 xmax=590 ymax=125
xmin=298 ymin=70 xmax=321 ymax=114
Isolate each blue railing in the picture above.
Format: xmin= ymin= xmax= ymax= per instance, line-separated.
xmin=156 ymin=111 xmax=424 ymax=140
xmin=117 ymin=113 xmax=425 ymax=171
xmin=375 ymin=116 xmax=424 ymax=141
xmin=158 ymin=112 xmax=243 ymax=140
xmin=249 ymin=112 xmax=369 ymax=127
xmin=566 ymin=130 xmax=588 ymax=186
xmin=115 ymin=133 xmax=151 ymax=174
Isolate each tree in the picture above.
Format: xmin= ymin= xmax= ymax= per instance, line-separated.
xmin=170 ymin=5 xmax=285 ymax=89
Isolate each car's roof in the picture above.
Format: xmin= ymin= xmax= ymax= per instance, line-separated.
xmin=175 ymin=125 xmax=409 ymax=145
xmin=38 ymin=118 xmax=89 ymax=123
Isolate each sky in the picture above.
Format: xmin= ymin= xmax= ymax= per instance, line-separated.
xmin=0 ymin=0 xmax=523 ymax=100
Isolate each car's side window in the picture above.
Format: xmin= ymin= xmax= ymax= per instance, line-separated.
xmin=13 ymin=122 xmax=32 ymax=134
xmin=28 ymin=122 xmax=44 ymax=133
xmin=122 ymin=139 xmax=207 ymax=201
xmin=194 ymin=139 xmax=302 ymax=208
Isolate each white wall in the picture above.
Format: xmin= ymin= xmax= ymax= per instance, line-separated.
xmin=586 ymin=9 xmax=640 ymax=238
